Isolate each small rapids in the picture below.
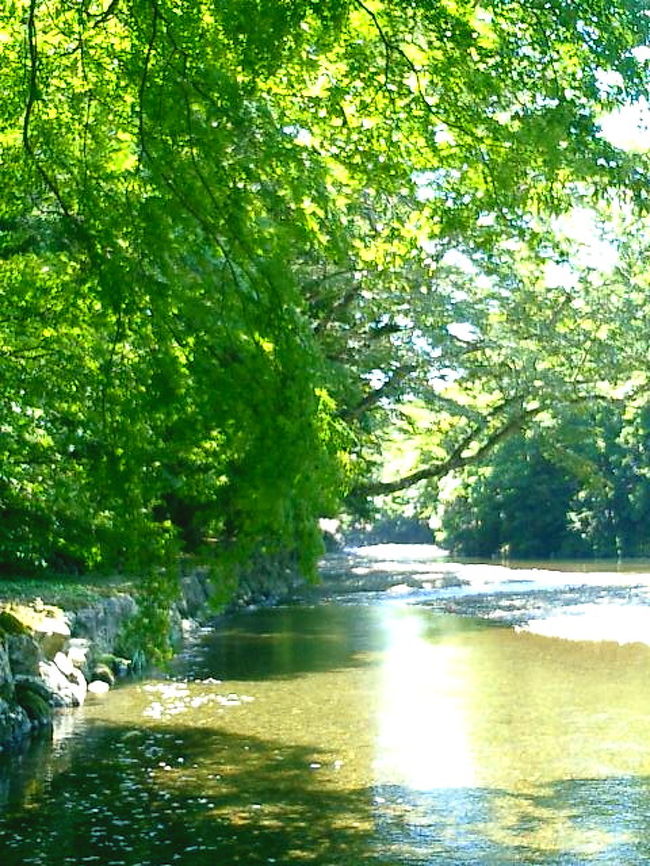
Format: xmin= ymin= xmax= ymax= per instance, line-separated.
xmin=321 ymin=544 xmax=650 ymax=647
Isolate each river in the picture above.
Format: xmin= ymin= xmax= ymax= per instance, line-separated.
xmin=3 ymin=545 xmax=650 ymax=864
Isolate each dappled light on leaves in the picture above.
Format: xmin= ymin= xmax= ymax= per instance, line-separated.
xmin=0 ymin=0 xmax=649 ymax=624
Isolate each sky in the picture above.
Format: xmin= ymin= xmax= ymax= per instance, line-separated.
xmin=600 ymin=98 xmax=650 ymax=151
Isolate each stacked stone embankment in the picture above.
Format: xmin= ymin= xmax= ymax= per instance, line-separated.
xmin=0 ymin=559 xmax=304 ymax=751
xmin=0 ymin=595 xmax=139 ymax=748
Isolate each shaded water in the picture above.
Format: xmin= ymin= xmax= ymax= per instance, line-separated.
xmin=3 ymin=555 xmax=650 ymax=863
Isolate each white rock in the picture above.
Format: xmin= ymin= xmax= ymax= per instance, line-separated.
xmin=67 ymin=638 xmax=92 ymax=668
xmin=88 ymin=680 xmax=110 ymax=695
xmin=39 ymin=660 xmax=87 ymax=707
xmin=53 ymin=651 xmax=75 ymax=677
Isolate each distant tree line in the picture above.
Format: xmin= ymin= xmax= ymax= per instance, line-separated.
xmin=441 ymin=404 xmax=650 ymax=560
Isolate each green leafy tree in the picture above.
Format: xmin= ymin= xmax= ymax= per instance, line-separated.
xmin=441 ymin=432 xmax=586 ymax=559
xmin=441 ymin=403 xmax=650 ymax=559
xmin=0 ymin=0 xmax=649 ymax=601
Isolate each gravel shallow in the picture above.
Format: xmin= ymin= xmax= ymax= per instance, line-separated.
xmin=313 ymin=547 xmax=650 ymax=644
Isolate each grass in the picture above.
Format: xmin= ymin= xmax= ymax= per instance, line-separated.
xmin=0 ymin=573 xmax=136 ymax=611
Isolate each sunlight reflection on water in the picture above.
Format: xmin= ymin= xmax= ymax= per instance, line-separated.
xmin=374 ymin=605 xmax=476 ymax=791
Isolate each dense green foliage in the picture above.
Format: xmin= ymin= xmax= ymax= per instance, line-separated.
xmin=441 ymin=404 xmax=650 ymax=559
xmin=1 ymin=0 xmax=649 ymax=597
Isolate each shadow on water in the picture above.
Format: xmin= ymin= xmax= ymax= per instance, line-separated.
xmin=3 ymin=719 xmax=650 ymax=865
xmin=0 ymin=721 xmax=382 ymax=866
xmin=185 ymin=603 xmax=494 ymax=681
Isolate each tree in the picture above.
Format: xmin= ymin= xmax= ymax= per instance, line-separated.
xmin=441 ymin=402 xmax=650 ymax=559
xmin=0 ymin=0 xmax=648 ymax=587
xmin=441 ymin=431 xmax=588 ymax=559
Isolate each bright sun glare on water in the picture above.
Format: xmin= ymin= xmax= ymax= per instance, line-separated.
xmin=374 ymin=606 xmax=476 ymax=791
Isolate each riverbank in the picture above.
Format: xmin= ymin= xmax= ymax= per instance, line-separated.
xmin=0 ymin=568 xmax=201 ymax=749
xmin=0 ymin=552 xmax=307 ymax=752
xmin=5 ymin=543 xmax=650 ymax=752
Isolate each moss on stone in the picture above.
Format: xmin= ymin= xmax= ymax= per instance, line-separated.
xmin=0 ymin=610 xmax=29 ymax=636
xmin=97 ymin=653 xmax=131 ymax=676
xmin=6 ymin=602 xmax=65 ymax=632
xmin=0 ymin=681 xmax=14 ymax=703
xmin=15 ymin=684 xmax=52 ymax=725
xmin=91 ymin=663 xmax=116 ymax=686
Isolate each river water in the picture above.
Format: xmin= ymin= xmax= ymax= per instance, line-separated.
xmin=3 ymin=545 xmax=650 ymax=864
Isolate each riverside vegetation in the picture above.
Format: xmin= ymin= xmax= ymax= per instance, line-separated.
xmin=0 ymin=552 xmax=310 ymax=749
xmin=2 ymin=2 xmax=650 ymax=680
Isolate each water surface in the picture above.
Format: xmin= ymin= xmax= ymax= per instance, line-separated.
xmin=3 ymin=552 xmax=650 ymax=863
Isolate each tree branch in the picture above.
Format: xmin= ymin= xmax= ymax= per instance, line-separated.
xmin=339 ymin=365 xmax=415 ymax=422
xmin=355 ymin=407 xmax=535 ymax=497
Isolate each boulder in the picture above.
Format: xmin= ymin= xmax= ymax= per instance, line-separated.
xmin=0 ymin=642 xmax=14 ymax=701
xmin=13 ymin=675 xmax=53 ymax=703
xmin=14 ymin=681 xmax=52 ymax=726
xmin=53 ymin=651 xmax=76 ymax=678
xmin=38 ymin=660 xmax=87 ymax=708
xmin=0 ymin=698 xmax=30 ymax=747
xmin=32 ymin=611 xmax=70 ymax=659
xmin=90 ymin=663 xmax=115 ymax=687
xmin=6 ymin=634 xmax=41 ymax=677
xmin=0 ymin=603 xmax=71 ymax=662
xmin=67 ymin=638 xmax=92 ymax=670
xmin=87 ymin=680 xmax=110 ymax=696
xmin=73 ymin=595 xmax=137 ymax=654
xmin=179 ymin=570 xmax=213 ymax=617
xmin=0 ymin=610 xmax=28 ymax=636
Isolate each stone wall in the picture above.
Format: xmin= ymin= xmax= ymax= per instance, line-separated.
xmin=0 ymin=597 xmax=138 ymax=750
xmin=0 ymin=558 xmax=306 ymax=751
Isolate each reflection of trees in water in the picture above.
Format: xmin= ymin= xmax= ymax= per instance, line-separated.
xmin=186 ymin=605 xmax=389 ymax=681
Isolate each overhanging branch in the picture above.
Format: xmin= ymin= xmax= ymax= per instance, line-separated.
xmin=356 ymin=407 xmax=533 ymax=497
xmin=354 ymin=388 xmax=647 ymax=498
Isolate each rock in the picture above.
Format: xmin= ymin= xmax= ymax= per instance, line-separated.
xmin=38 ymin=660 xmax=87 ymax=708
xmin=73 ymin=595 xmax=138 ymax=654
xmin=87 ymin=680 xmax=110 ymax=695
xmin=13 ymin=676 xmax=53 ymax=703
xmin=68 ymin=666 xmax=87 ymax=704
xmin=0 ymin=642 xmax=14 ymax=701
xmin=179 ymin=571 xmax=212 ymax=617
xmin=0 ymin=611 xmax=28 ymax=635
xmin=1 ymin=603 xmax=71 ymax=661
xmin=32 ymin=610 xmax=71 ymax=659
xmin=97 ymin=653 xmax=131 ymax=677
xmin=90 ymin=663 xmax=115 ymax=687
xmin=67 ymin=638 xmax=92 ymax=670
xmin=169 ymin=606 xmax=184 ymax=649
xmin=429 ymin=574 xmax=467 ymax=589
xmin=53 ymin=651 xmax=76 ymax=678
xmin=6 ymin=634 xmax=41 ymax=677
xmin=0 ymin=698 xmax=30 ymax=746
xmin=37 ymin=630 xmax=69 ymax=660
xmin=14 ymin=682 xmax=52 ymax=726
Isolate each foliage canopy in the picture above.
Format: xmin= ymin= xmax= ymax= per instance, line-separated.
xmin=1 ymin=0 xmax=649 ymax=587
